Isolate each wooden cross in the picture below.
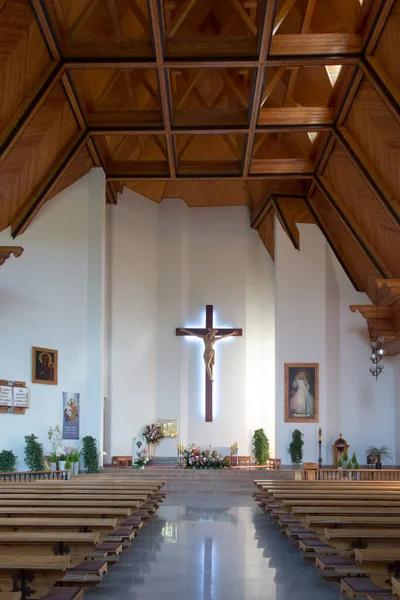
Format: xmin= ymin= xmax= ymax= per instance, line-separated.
xmin=176 ymin=305 xmax=243 ymax=422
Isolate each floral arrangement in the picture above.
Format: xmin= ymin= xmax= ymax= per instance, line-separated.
xmin=184 ymin=444 xmax=226 ymax=469
xmin=143 ymin=423 xmax=164 ymax=444
xmin=135 ymin=449 xmax=149 ymax=468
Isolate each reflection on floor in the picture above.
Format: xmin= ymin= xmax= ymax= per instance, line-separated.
xmin=86 ymin=493 xmax=342 ymax=600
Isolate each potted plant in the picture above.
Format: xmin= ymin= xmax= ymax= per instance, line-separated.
xmin=366 ymin=446 xmax=392 ymax=470
xmin=0 ymin=450 xmax=17 ymax=472
xmin=72 ymin=450 xmax=80 ymax=475
xmin=337 ymin=457 xmax=343 ymax=471
xmin=351 ymin=453 xmax=359 ymax=470
xmin=134 ymin=449 xmax=149 ymax=469
xmin=288 ymin=429 xmax=304 ymax=467
xmin=24 ymin=434 xmax=44 ymax=471
xmin=64 ymin=458 xmax=71 ymax=479
xmin=343 ymin=452 xmax=348 ymax=468
xmin=58 ymin=454 xmax=67 ymax=470
xmin=252 ymin=429 xmax=270 ymax=465
xmin=82 ymin=436 xmax=99 ymax=473
xmin=50 ymin=452 xmax=58 ymax=471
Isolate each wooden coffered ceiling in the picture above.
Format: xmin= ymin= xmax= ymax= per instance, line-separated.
xmin=1 ymin=0 xmax=400 ymax=350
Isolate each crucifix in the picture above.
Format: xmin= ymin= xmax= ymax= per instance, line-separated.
xmin=176 ymin=305 xmax=243 ymax=422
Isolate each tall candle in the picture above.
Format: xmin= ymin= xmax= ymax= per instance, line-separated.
xmin=318 ymin=427 xmax=322 ymax=442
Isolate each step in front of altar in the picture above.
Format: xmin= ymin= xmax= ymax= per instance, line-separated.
xmin=101 ymin=465 xmax=293 ymax=491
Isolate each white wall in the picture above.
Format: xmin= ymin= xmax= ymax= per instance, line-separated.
xmin=275 ymin=219 xmax=396 ymax=465
xmin=0 ymin=170 xmax=106 ymax=469
xmin=107 ymin=189 xmax=275 ymax=457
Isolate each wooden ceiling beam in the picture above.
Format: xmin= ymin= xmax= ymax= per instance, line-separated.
xmin=363 ymin=0 xmax=396 ymax=54
xmin=107 ymin=173 xmax=313 ymax=182
xmin=305 ymin=190 xmax=361 ymax=292
xmin=61 ymin=73 xmax=86 ymax=130
xmin=260 ymin=67 xmax=286 ymax=107
xmin=148 ymin=0 xmax=176 ymax=178
xmin=273 ymin=0 xmax=297 ymax=35
xmin=88 ymin=124 xmax=332 ymax=136
xmin=243 ymin=0 xmax=277 ymax=178
xmin=333 ymin=127 xmax=400 ymax=226
xmin=250 ymin=194 xmax=274 ymax=229
xmin=29 ymin=0 xmax=61 ymax=60
xmin=272 ymin=195 xmax=304 ymax=250
xmin=166 ymin=0 xmax=197 ymax=37
xmin=125 ymin=0 xmax=151 ymax=36
xmin=0 ymin=62 xmax=63 ymax=166
xmin=269 ymin=34 xmax=363 ymax=57
xmin=377 ymin=279 xmax=400 ymax=297
xmin=11 ymin=132 xmax=89 ymax=237
xmin=360 ymin=59 xmax=400 ymax=127
xmin=227 ymin=0 xmax=258 ymax=36
xmin=314 ymin=176 xmax=393 ymax=280
xmin=64 ymin=57 xmax=358 ymax=70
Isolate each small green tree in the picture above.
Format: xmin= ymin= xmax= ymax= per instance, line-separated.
xmin=338 ymin=457 xmax=343 ymax=468
xmin=0 ymin=450 xmax=17 ymax=472
xmin=288 ymin=429 xmax=304 ymax=465
xmin=82 ymin=436 xmax=99 ymax=473
xmin=24 ymin=434 xmax=44 ymax=471
xmin=252 ymin=429 xmax=270 ymax=465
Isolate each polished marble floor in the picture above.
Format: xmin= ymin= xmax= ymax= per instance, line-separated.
xmin=86 ymin=493 xmax=342 ymax=600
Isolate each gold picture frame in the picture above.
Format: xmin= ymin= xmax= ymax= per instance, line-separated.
xmin=32 ymin=347 xmax=58 ymax=385
xmin=284 ymin=363 xmax=319 ymax=423
xmin=159 ymin=418 xmax=178 ymax=438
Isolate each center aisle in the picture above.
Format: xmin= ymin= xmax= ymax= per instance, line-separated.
xmin=86 ymin=493 xmax=342 ymax=600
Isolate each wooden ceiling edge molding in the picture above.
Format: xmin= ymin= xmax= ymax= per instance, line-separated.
xmin=11 ymin=132 xmax=89 ymax=238
xmin=272 ymin=196 xmax=303 ymax=251
xmin=314 ymin=176 xmax=393 ymax=280
xmin=29 ymin=0 xmax=61 ymax=60
xmin=0 ymin=246 xmax=24 ymax=267
xmin=377 ymin=279 xmax=400 ymax=296
xmin=349 ymin=304 xmax=400 ymax=356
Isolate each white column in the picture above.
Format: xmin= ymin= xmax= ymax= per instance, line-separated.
xmin=84 ymin=168 xmax=106 ymax=462
xmin=156 ymin=199 xmax=189 ymax=455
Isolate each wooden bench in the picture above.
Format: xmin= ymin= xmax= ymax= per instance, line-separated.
xmin=393 ymin=578 xmax=400 ymax=596
xmin=341 ymin=577 xmax=392 ymax=599
xmin=0 ymin=517 xmax=117 ymax=537
xmin=0 ymin=555 xmax=70 ymax=600
xmin=267 ymin=458 xmax=281 ymax=469
xmin=355 ymin=549 xmax=400 ymax=587
xmin=0 ymin=532 xmax=100 ymax=565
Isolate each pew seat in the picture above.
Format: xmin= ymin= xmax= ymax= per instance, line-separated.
xmin=40 ymin=588 xmax=83 ymax=600
xmin=341 ymin=577 xmax=391 ymax=599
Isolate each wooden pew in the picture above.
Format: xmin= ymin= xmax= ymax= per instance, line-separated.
xmin=0 ymin=518 xmax=117 ymax=537
xmin=324 ymin=528 xmax=400 ymax=552
xmin=354 ymin=549 xmax=400 ymax=588
xmin=0 ymin=532 xmax=100 ymax=565
xmin=0 ymin=555 xmax=70 ymax=600
xmin=0 ymin=507 xmax=132 ymax=523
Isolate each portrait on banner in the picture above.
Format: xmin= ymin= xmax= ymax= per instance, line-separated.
xmin=32 ymin=347 xmax=58 ymax=385
xmin=284 ymin=363 xmax=319 ymax=423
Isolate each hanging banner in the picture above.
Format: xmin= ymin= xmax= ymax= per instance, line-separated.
xmin=62 ymin=392 xmax=80 ymax=439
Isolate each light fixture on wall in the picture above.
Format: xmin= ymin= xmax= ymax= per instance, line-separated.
xmin=369 ymin=286 xmax=385 ymax=381
xmin=369 ymin=336 xmax=385 ymax=380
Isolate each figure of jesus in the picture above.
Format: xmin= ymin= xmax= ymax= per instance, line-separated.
xmin=180 ymin=327 xmax=239 ymax=382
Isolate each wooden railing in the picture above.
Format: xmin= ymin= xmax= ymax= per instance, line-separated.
xmin=0 ymin=470 xmax=69 ymax=482
xmin=303 ymin=469 xmax=400 ymax=481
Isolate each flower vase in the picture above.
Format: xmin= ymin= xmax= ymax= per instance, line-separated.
xmin=147 ymin=442 xmax=156 ymax=460
xmin=59 ymin=460 xmax=66 ymax=471
xmin=140 ymin=465 xmax=145 ymax=470
xmin=50 ymin=462 xmax=57 ymax=471
xmin=73 ymin=462 xmax=79 ymax=476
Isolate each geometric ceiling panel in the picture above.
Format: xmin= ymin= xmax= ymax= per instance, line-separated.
xmin=162 ymin=0 xmax=264 ymax=58
xmin=175 ymin=133 xmax=246 ymax=175
xmin=169 ymin=68 xmax=256 ymax=128
xmin=70 ymin=68 xmax=162 ymax=128
xmin=95 ymin=134 xmax=169 ymax=176
xmin=42 ymin=0 xmax=153 ymax=57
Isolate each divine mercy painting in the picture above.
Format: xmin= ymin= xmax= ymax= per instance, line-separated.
xmin=284 ymin=363 xmax=319 ymax=423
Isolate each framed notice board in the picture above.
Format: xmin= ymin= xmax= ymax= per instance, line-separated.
xmin=0 ymin=380 xmax=29 ymax=414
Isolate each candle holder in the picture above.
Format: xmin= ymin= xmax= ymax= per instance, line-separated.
xmin=318 ymin=427 xmax=322 ymax=469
